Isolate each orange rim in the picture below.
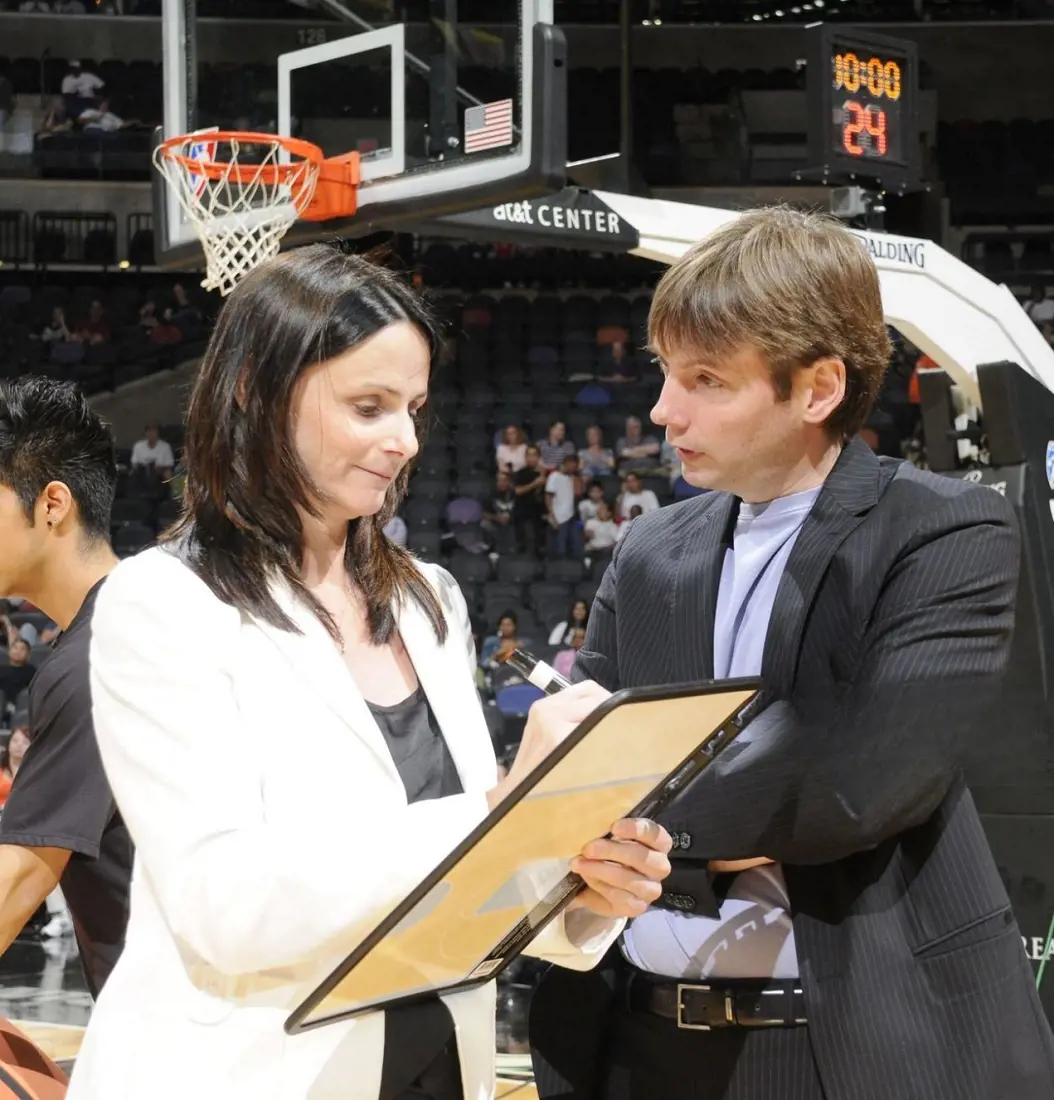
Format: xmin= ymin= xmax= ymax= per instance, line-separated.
xmin=157 ymin=130 xmax=324 ymax=187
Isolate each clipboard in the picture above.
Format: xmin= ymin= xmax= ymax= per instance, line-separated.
xmin=285 ymin=677 xmax=762 ymax=1034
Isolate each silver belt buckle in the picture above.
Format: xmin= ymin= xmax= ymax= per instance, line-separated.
xmin=675 ymin=983 xmax=712 ymax=1030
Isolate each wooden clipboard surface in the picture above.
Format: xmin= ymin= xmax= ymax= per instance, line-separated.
xmin=286 ymin=678 xmax=761 ymax=1034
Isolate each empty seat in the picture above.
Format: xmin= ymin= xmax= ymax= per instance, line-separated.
xmin=496 ymin=555 xmax=540 ymax=585
xmin=408 ymin=531 xmax=443 ymax=561
xmin=447 ymin=551 xmax=492 ymax=587
xmin=403 ymin=499 xmax=444 ymax=529
xmin=544 ymin=559 xmax=585 ymax=584
xmin=407 ymin=479 xmax=449 ymax=504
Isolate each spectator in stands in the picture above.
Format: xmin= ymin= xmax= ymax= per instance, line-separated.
xmin=0 ymin=725 xmax=29 ymax=809
xmin=77 ymin=300 xmax=111 ymax=345
xmin=0 ymin=601 xmax=51 ymax=648
xmin=1024 ymin=285 xmax=1054 ymax=327
xmin=0 ymin=639 xmax=34 ymax=720
xmin=615 ymin=415 xmax=661 ymax=475
xmin=553 ymin=626 xmax=587 ymax=681
xmin=584 ymin=500 xmax=618 ymax=558
xmin=617 ymin=471 xmax=660 ymax=519
xmin=546 ymin=454 xmax=583 ymax=560
xmin=597 ymin=341 xmax=639 ymax=385
xmin=79 ymin=98 xmax=133 ymax=133
xmin=512 ymin=443 xmax=548 ymax=555
xmin=483 ymin=469 xmax=516 ymax=552
xmin=37 ymin=96 xmax=72 ymax=141
xmin=167 ymin=283 xmax=204 ymax=333
xmin=617 ymin=503 xmax=644 ymax=541
xmin=548 ymin=599 xmax=590 ymax=647
xmin=577 ymin=479 xmax=606 ymax=524
xmin=537 ymin=420 xmax=576 ymax=472
xmin=60 ymin=59 xmax=104 ymax=107
xmin=496 ymin=424 xmax=527 ymax=473
xmin=578 ymin=425 xmax=615 ymax=477
xmin=130 ymin=424 xmax=175 ymax=479
xmin=480 ymin=610 xmax=524 ymax=669
xmin=138 ymin=299 xmax=159 ymax=331
xmin=39 ymin=307 xmax=72 ymax=344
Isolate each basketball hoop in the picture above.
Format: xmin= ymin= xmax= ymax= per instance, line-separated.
xmin=154 ymin=131 xmax=361 ymax=296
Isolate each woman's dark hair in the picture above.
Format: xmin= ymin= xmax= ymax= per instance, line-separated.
xmin=497 ymin=609 xmax=518 ymax=630
xmin=167 ymin=244 xmax=445 ymax=646
xmin=570 ymin=599 xmax=589 ymax=624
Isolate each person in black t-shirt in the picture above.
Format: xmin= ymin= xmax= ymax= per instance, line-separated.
xmin=512 ymin=443 xmax=548 ymax=556
xmin=0 ymin=377 xmax=129 ymax=998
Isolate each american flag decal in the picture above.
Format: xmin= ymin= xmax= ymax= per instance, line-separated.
xmin=464 ymin=98 xmax=514 ymax=154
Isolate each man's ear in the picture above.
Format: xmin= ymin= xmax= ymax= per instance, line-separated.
xmin=800 ymin=356 xmax=846 ymax=426
xmin=38 ymin=481 xmax=74 ymax=530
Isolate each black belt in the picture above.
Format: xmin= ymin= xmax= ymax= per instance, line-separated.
xmin=625 ymin=972 xmax=807 ymax=1031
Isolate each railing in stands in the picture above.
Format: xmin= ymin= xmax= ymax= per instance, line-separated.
xmin=32 ymin=210 xmax=118 ymax=267
xmin=0 ymin=210 xmax=31 ymax=266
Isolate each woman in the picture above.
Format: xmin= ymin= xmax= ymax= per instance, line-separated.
xmin=480 ymin=610 xmax=524 ymax=669
xmin=495 ymin=424 xmax=526 ymax=473
xmin=39 ymin=307 xmax=72 ymax=345
xmin=0 ymin=725 xmax=29 ymax=808
xmin=547 ymin=600 xmax=589 ymax=647
xmin=73 ymin=246 xmax=671 ymax=1100
xmin=577 ymin=425 xmax=615 ymax=478
xmin=553 ymin=627 xmax=587 ymax=680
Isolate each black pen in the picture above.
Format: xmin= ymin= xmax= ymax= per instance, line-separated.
xmin=502 ymin=647 xmax=572 ymax=695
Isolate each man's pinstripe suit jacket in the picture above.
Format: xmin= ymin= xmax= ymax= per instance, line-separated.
xmin=530 ymin=437 xmax=1054 ymax=1100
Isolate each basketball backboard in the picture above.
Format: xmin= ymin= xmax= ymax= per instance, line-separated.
xmin=155 ymin=0 xmax=566 ymax=272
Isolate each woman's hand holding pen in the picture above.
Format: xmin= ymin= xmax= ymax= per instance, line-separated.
xmin=486 ymin=681 xmax=610 ymax=811
xmin=485 ymin=680 xmax=673 ymax=920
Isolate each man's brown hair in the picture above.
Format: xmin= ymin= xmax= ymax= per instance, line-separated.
xmin=648 ymin=206 xmax=892 ymax=439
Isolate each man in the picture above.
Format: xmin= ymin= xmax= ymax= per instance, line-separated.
xmin=130 ymin=422 xmax=175 ymax=480
xmin=615 ymin=472 xmax=659 ymax=519
xmin=614 ymin=415 xmax=660 ymax=476
xmin=483 ymin=469 xmax=516 ymax=554
xmin=0 ymin=377 xmax=131 ymax=998
xmin=530 ymin=207 xmax=1054 ymax=1099
xmin=512 ymin=444 xmax=548 ymax=556
xmin=546 ymin=454 xmax=583 ymax=559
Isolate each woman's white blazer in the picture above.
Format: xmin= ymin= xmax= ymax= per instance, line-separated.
xmin=68 ymin=546 xmax=620 ymax=1100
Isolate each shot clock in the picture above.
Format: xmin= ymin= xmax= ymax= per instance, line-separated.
xmin=806 ymin=25 xmax=920 ymax=188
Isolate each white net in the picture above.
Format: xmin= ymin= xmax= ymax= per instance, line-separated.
xmin=154 ymin=133 xmax=321 ymax=297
